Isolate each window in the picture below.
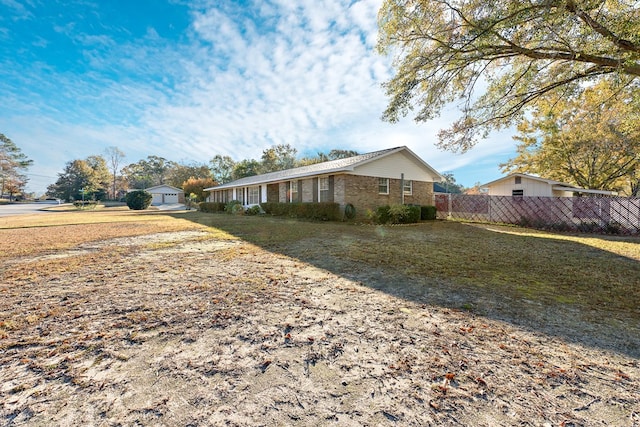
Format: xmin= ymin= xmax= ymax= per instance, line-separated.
xmin=319 ymin=177 xmax=329 ymax=202
xmin=290 ymin=180 xmax=298 ymax=202
xmin=403 ymin=180 xmax=413 ymax=195
xmin=512 ymin=189 xmax=524 ymax=197
xmin=378 ymin=178 xmax=389 ymax=194
xmin=515 ymin=176 xmax=522 ymax=184
xmin=248 ymin=186 xmax=260 ymax=205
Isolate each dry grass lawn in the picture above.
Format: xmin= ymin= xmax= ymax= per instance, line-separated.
xmin=1 ymin=208 xmax=639 ymax=426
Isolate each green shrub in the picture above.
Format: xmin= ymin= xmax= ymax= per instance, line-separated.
xmin=198 ymin=202 xmax=226 ymax=213
xmin=259 ymin=202 xmax=340 ymax=221
xmin=310 ymin=202 xmax=340 ymax=221
xmin=125 ymin=190 xmax=152 ymax=210
xmin=420 ymin=205 xmax=437 ymax=220
xmin=605 ymin=221 xmax=621 ymax=234
xmin=225 ymin=200 xmax=244 ymax=215
xmin=404 ymin=205 xmax=421 ymax=223
xmin=245 ymin=205 xmax=261 ymax=216
xmin=578 ymin=221 xmax=601 ymax=233
xmin=261 ymin=202 xmax=289 ymax=216
xmin=73 ymin=200 xmax=97 ymax=210
xmin=374 ymin=204 xmax=420 ymax=224
xmin=374 ymin=205 xmax=391 ymax=224
xmin=547 ymin=222 xmax=574 ymax=232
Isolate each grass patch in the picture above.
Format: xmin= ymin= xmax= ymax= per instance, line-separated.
xmin=182 ymin=214 xmax=640 ymax=317
xmin=0 ymin=210 xmax=207 ymax=259
xmin=3 ymin=210 xmax=639 ymax=323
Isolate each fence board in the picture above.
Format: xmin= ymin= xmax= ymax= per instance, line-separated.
xmin=434 ymin=193 xmax=640 ymax=235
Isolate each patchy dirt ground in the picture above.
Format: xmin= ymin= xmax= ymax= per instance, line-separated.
xmin=1 ymin=229 xmax=639 ymax=426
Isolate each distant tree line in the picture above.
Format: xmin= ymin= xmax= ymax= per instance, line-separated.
xmin=46 ymin=144 xmax=362 ymax=203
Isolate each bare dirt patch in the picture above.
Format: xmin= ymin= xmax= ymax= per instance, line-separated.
xmin=1 ymin=226 xmax=639 ymax=426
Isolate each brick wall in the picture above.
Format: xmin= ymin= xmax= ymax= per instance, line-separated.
xmin=301 ymin=178 xmax=314 ymax=202
xmin=404 ymin=180 xmax=433 ymax=206
xmin=278 ymin=182 xmax=287 ymax=202
xmin=257 ymin=174 xmax=433 ymax=219
xmin=343 ymin=175 xmax=433 ymax=218
xmin=267 ymin=183 xmax=279 ymax=203
xmin=333 ymin=175 xmax=346 ymax=205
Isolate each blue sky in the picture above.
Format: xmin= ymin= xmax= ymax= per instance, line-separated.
xmin=1 ymin=0 xmax=518 ymax=194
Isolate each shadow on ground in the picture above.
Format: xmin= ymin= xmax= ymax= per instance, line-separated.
xmin=166 ymin=212 xmax=640 ymax=358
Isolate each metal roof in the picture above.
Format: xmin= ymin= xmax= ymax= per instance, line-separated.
xmin=204 ymin=146 xmax=442 ymax=191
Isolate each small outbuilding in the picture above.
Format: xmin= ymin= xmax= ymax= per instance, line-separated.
xmin=145 ymin=185 xmax=185 ymax=205
xmin=481 ymin=173 xmax=617 ymax=197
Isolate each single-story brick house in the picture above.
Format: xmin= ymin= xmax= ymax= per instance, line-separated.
xmin=481 ymin=173 xmax=617 ymax=197
xmin=204 ymin=146 xmax=443 ymax=217
xmin=145 ymin=184 xmax=185 ymax=205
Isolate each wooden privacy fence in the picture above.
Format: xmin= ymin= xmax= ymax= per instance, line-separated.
xmin=433 ymin=193 xmax=640 ymax=235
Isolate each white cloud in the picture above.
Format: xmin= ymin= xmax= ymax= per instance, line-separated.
xmin=2 ymin=0 xmax=518 ymax=193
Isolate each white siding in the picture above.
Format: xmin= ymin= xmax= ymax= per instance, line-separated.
xmin=488 ymin=177 xmax=555 ymax=197
xmin=350 ymin=151 xmax=437 ymax=182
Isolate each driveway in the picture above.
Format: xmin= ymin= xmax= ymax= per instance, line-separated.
xmin=153 ymin=203 xmax=187 ymax=211
xmin=0 ymin=201 xmax=62 ymax=217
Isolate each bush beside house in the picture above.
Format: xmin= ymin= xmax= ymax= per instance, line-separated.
xmin=261 ymin=202 xmax=341 ymax=221
xmin=125 ymin=190 xmax=152 ymax=210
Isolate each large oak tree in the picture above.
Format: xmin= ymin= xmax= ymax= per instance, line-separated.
xmin=377 ymin=0 xmax=640 ymax=151
xmin=501 ymin=81 xmax=640 ymax=194
xmin=122 ymin=156 xmax=177 ymax=189
xmin=47 ymin=156 xmax=111 ymax=202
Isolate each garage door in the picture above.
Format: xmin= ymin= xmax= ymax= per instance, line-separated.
xmin=163 ymin=193 xmax=179 ymax=203
xmin=151 ymin=193 xmax=163 ymax=205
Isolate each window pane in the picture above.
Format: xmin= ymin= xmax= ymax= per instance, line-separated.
xmin=290 ymin=180 xmax=298 ymax=202
xmin=319 ymin=177 xmax=329 ymax=190
xmin=319 ymin=177 xmax=329 ymax=202
xmin=403 ymin=180 xmax=413 ymax=195
xmin=378 ymin=178 xmax=389 ymax=194
xmin=248 ymin=186 xmax=260 ymax=204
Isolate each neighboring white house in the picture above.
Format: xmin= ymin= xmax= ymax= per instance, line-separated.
xmin=204 ymin=146 xmax=443 ymax=217
xmin=481 ymin=173 xmax=617 ymax=197
xmin=144 ymin=185 xmax=185 ymax=205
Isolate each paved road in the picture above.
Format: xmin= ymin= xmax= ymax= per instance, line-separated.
xmin=0 ymin=201 xmax=63 ymax=217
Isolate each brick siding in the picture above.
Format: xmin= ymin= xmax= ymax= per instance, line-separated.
xmin=265 ymin=174 xmax=433 ymax=219
xmin=267 ymin=183 xmax=279 ymax=203
xmin=343 ymin=175 xmax=433 ymax=218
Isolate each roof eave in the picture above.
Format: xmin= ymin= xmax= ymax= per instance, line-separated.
xmin=552 ymin=186 xmax=618 ymax=196
xmin=204 ymin=165 xmax=355 ymax=191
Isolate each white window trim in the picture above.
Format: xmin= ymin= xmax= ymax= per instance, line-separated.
xmin=403 ymin=180 xmax=413 ymax=195
xmin=248 ymin=186 xmax=260 ymax=205
xmin=378 ymin=178 xmax=389 ymax=195
xmin=290 ymin=180 xmax=298 ymax=203
xmin=319 ymin=177 xmax=330 ymax=202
